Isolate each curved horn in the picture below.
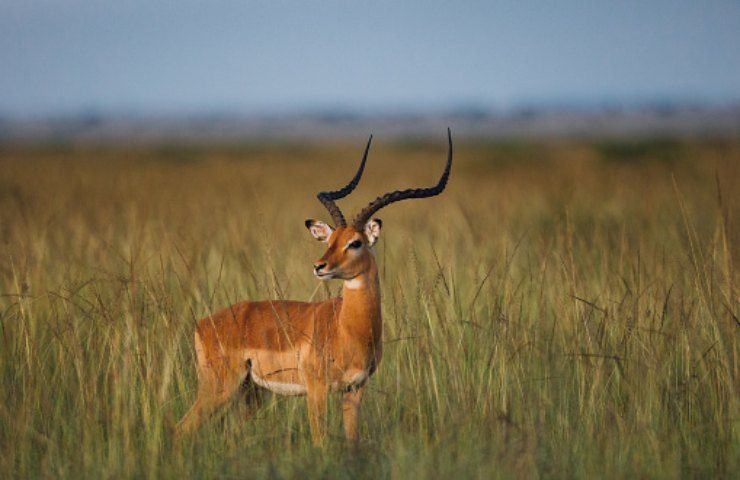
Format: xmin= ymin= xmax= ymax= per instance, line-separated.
xmin=352 ymin=128 xmax=452 ymax=229
xmin=317 ymin=135 xmax=373 ymax=226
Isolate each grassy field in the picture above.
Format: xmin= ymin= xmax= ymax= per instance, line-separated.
xmin=0 ymin=137 xmax=737 ymax=478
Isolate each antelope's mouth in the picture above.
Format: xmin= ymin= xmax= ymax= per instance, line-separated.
xmin=314 ymin=271 xmax=336 ymax=280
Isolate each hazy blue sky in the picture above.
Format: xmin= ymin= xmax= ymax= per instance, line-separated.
xmin=1 ymin=1 xmax=739 ymax=116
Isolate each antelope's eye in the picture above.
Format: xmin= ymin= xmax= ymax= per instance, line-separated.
xmin=348 ymin=240 xmax=363 ymax=249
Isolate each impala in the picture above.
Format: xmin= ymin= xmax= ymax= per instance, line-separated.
xmin=175 ymin=129 xmax=453 ymax=445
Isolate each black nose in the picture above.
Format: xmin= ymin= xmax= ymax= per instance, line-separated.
xmin=314 ymin=262 xmax=327 ymax=272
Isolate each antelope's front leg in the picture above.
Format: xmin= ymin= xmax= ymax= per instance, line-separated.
xmin=305 ymin=377 xmax=328 ymax=446
xmin=342 ymin=385 xmax=364 ymax=446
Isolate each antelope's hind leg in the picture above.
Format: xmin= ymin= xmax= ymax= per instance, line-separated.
xmin=174 ymin=334 xmax=247 ymax=437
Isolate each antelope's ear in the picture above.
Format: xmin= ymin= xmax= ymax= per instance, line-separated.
xmin=364 ymin=218 xmax=382 ymax=246
xmin=305 ymin=219 xmax=333 ymax=242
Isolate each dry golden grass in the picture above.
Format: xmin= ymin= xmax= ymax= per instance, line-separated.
xmin=0 ymin=137 xmax=737 ymax=478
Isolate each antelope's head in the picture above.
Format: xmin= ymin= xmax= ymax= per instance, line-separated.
xmin=305 ymin=129 xmax=453 ymax=281
xmin=305 ymin=219 xmax=381 ymax=280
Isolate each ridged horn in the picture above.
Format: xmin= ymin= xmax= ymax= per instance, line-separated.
xmin=352 ymin=128 xmax=452 ymax=229
xmin=316 ymin=135 xmax=372 ymax=226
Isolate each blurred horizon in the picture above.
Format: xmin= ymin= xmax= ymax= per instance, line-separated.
xmin=2 ymin=1 xmax=740 ymax=119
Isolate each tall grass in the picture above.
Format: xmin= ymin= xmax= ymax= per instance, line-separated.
xmin=0 ymin=138 xmax=737 ymax=478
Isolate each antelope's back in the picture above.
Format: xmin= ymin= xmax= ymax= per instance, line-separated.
xmin=195 ymin=297 xmax=343 ymax=356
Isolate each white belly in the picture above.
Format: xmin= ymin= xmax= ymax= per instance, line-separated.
xmin=348 ymin=370 xmax=369 ymax=386
xmin=331 ymin=369 xmax=370 ymax=391
xmin=251 ymin=372 xmax=307 ymax=396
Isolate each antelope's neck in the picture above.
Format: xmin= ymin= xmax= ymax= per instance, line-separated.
xmin=339 ymin=263 xmax=382 ymax=342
